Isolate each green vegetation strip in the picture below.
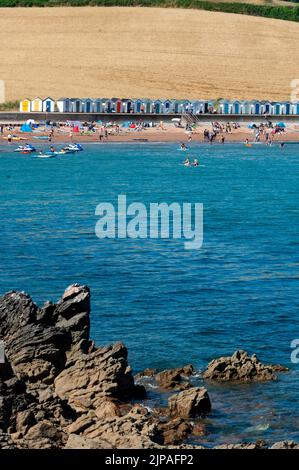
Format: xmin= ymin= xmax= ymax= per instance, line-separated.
xmin=0 ymin=0 xmax=299 ymax=23
xmin=0 ymin=101 xmax=20 ymax=111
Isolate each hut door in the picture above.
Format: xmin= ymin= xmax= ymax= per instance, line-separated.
xmin=116 ymin=102 xmax=121 ymax=113
xmin=265 ymin=104 xmax=270 ymax=113
xmin=46 ymin=101 xmax=51 ymax=112
xmin=286 ymin=104 xmax=290 ymax=115
xmin=255 ymin=103 xmax=260 ymax=114
xmin=235 ymin=103 xmax=239 ymax=114
xmin=86 ymin=102 xmax=91 ymax=113
xmin=275 ymin=104 xmax=280 ymax=115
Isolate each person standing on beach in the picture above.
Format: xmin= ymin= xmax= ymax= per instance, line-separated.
xmin=0 ymin=124 xmax=3 ymax=134
xmin=7 ymin=133 xmax=12 ymax=143
xmin=69 ymin=130 xmax=73 ymax=142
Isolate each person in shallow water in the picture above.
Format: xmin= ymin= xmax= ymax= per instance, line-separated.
xmin=183 ymin=157 xmax=190 ymax=166
xmin=180 ymin=143 xmax=187 ymax=150
xmin=192 ymin=158 xmax=199 ymax=166
xmin=50 ymin=146 xmax=56 ymax=153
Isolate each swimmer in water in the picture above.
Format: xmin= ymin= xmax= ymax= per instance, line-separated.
xmin=280 ymin=142 xmax=285 ymax=148
xmin=50 ymin=146 xmax=56 ymax=153
xmin=180 ymin=143 xmax=187 ymax=150
xmin=183 ymin=157 xmax=190 ymax=166
xmin=192 ymin=158 xmax=199 ymax=167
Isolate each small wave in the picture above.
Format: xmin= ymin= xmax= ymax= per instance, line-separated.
xmin=245 ymin=424 xmax=270 ymax=432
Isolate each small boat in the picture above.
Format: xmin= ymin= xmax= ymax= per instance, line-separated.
xmin=14 ymin=144 xmax=36 ymax=153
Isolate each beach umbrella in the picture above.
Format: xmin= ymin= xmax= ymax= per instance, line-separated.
xmin=277 ymin=122 xmax=286 ymax=128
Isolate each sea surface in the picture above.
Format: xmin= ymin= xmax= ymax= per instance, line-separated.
xmin=0 ymin=142 xmax=299 ymax=445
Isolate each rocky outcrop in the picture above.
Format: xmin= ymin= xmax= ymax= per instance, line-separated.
xmin=168 ymin=387 xmax=211 ymax=419
xmin=0 ymin=285 xmax=294 ymax=450
xmin=203 ymin=350 xmax=288 ymax=383
xmin=0 ymin=285 xmax=145 ymax=449
xmin=155 ymin=365 xmax=194 ymax=390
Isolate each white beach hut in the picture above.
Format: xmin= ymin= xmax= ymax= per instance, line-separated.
xmin=30 ymin=97 xmax=43 ymax=112
xmin=42 ymin=97 xmax=55 ymax=113
xmin=56 ymin=98 xmax=71 ymax=113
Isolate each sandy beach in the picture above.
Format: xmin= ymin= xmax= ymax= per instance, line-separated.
xmin=2 ymin=121 xmax=299 ymax=144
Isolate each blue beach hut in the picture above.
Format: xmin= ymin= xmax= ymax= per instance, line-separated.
xmin=42 ymin=97 xmax=55 ymax=113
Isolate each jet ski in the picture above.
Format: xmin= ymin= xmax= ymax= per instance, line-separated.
xmin=63 ymin=143 xmax=83 ymax=152
xmin=14 ymin=144 xmax=36 ymax=153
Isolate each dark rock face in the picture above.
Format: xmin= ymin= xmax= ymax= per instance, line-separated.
xmin=203 ymin=350 xmax=288 ymax=383
xmin=0 ymin=285 xmax=142 ymax=449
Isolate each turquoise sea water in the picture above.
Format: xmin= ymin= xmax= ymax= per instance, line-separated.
xmin=0 ymin=142 xmax=299 ymax=445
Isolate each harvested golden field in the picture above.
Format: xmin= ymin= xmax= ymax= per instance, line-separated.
xmin=0 ymin=6 xmax=299 ymax=101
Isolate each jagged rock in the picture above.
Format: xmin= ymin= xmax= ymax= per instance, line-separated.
xmin=54 ymin=342 xmax=136 ymax=413
xmin=23 ymin=420 xmax=66 ymax=449
xmin=158 ymin=417 xmax=193 ymax=445
xmin=203 ymin=350 xmax=288 ymax=383
xmin=15 ymin=410 xmax=36 ymax=434
xmin=168 ymin=387 xmax=211 ymax=419
xmin=156 ymin=365 xmax=194 ymax=390
xmin=79 ymin=405 xmax=163 ymax=448
xmin=0 ymin=285 xmax=144 ymax=449
xmin=135 ymin=368 xmax=157 ymax=379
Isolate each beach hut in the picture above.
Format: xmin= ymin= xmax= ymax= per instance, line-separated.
xmin=133 ymin=99 xmax=143 ymax=113
xmin=173 ymin=100 xmax=181 ymax=114
xmin=272 ymin=102 xmax=282 ymax=116
xmin=262 ymin=101 xmax=272 ymax=115
xmin=239 ymin=101 xmax=249 ymax=115
xmin=162 ymin=100 xmax=173 ymax=114
xmin=42 ymin=97 xmax=55 ymax=113
xmin=121 ymin=99 xmax=134 ymax=113
xmin=20 ymin=98 xmax=31 ymax=113
xmin=232 ymin=100 xmax=241 ymax=114
xmin=223 ymin=100 xmax=233 ymax=114
xmin=70 ymin=98 xmax=82 ymax=113
xmin=281 ymin=101 xmax=291 ymax=115
xmin=152 ymin=100 xmax=162 ymax=114
xmin=115 ymin=99 xmax=123 ymax=113
xmin=94 ymin=99 xmax=103 ymax=113
xmin=30 ymin=97 xmax=43 ymax=112
xmin=191 ymin=101 xmax=205 ymax=114
xmin=57 ymin=98 xmax=71 ymax=113
xmin=81 ymin=98 xmax=94 ymax=113
xmin=181 ymin=100 xmax=191 ymax=113
xmin=141 ymin=99 xmax=152 ymax=114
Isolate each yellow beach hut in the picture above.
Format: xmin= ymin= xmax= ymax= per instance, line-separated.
xmin=30 ymin=97 xmax=43 ymax=112
xmin=20 ymin=98 xmax=31 ymax=113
